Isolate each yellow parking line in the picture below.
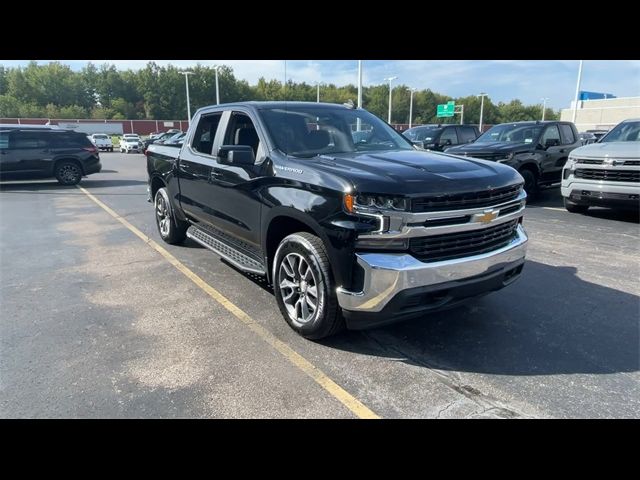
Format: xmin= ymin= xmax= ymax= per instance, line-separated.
xmin=76 ymin=186 xmax=380 ymax=419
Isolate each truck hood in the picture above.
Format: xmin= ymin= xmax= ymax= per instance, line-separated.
xmin=570 ymin=142 xmax=640 ymax=159
xmin=305 ymin=149 xmax=523 ymax=195
xmin=446 ymin=141 xmax=533 ymax=154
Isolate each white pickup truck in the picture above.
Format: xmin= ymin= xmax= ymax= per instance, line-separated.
xmin=562 ymin=118 xmax=639 ymax=213
xmin=89 ymin=133 xmax=114 ymax=152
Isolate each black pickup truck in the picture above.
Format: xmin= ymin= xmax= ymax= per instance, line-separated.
xmin=445 ymin=120 xmax=582 ymax=196
xmin=147 ymin=102 xmax=528 ymax=339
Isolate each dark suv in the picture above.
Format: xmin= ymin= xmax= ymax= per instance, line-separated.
xmin=402 ymin=124 xmax=480 ymax=151
xmin=0 ymin=126 xmax=102 ymax=185
xmin=444 ymin=121 xmax=581 ymax=196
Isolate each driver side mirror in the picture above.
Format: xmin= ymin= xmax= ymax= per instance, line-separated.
xmin=544 ymin=138 xmax=560 ymax=148
xmin=442 ymin=138 xmax=453 ymax=147
xmin=412 ymin=140 xmax=425 ymax=149
xmin=218 ymin=145 xmax=255 ymax=165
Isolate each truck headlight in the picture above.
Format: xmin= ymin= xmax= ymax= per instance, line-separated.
xmin=354 ymin=194 xmax=408 ymax=211
xmin=566 ymin=156 xmax=577 ymax=170
xmin=496 ymin=152 xmax=515 ymax=163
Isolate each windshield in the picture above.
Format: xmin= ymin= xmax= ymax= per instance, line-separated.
xmin=403 ymin=126 xmax=439 ymax=141
xmin=93 ymin=134 xmax=108 ymax=139
xmin=599 ymin=121 xmax=640 ymax=142
xmin=259 ymin=105 xmax=414 ymax=158
xmin=476 ymin=124 xmax=543 ymax=144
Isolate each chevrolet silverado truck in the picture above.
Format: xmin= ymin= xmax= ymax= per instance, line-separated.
xmin=445 ymin=120 xmax=581 ymax=197
xmin=146 ymin=102 xmax=528 ymax=339
xmin=562 ymin=118 xmax=639 ymax=213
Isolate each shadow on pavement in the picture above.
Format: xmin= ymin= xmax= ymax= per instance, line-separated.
xmin=322 ymin=259 xmax=639 ymax=376
xmin=0 ymin=179 xmax=147 ymax=193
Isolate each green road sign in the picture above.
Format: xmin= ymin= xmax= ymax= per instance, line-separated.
xmin=447 ymin=101 xmax=455 ymax=106
xmin=437 ymin=103 xmax=455 ymax=117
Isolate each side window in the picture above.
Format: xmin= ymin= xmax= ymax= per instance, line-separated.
xmin=541 ymin=125 xmax=561 ymax=146
xmin=50 ymin=133 xmax=91 ymax=148
xmin=559 ymin=124 xmax=576 ymax=145
xmin=440 ymin=127 xmax=458 ymax=146
xmin=223 ymin=112 xmax=261 ymax=158
xmin=0 ymin=132 xmax=8 ymax=150
xmin=191 ymin=113 xmax=222 ymax=155
xmin=11 ymin=132 xmax=48 ymax=149
xmin=457 ymin=126 xmax=477 ymax=143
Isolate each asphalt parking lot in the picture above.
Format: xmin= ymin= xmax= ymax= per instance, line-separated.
xmin=1 ymin=151 xmax=638 ymax=418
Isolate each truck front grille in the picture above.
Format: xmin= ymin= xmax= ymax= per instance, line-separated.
xmin=574 ymin=169 xmax=640 ymax=183
xmin=412 ymin=184 xmax=522 ymax=212
xmin=409 ymin=220 xmax=519 ymax=263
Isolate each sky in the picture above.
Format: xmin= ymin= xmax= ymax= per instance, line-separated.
xmin=2 ymin=60 xmax=639 ymax=110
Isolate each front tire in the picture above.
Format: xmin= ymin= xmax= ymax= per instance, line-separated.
xmin=564 ymin=197 xmax=589 ymax=214
xmin=154 ymin=187 xmax=188 ymax=244
xmin=519 ymin=169 xmax=538 ymax=199
xmin=54 ymin=161 xmax=82 ymax=185
xmin=273 ymin=232 xmax=344 ymax=339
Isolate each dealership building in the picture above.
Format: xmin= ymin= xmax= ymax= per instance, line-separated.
xmin=560 ymin=95 xmax=640 ymax=132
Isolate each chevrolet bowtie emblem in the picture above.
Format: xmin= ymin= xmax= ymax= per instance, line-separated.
xmin=474 ymin=210 xmax=498 ymax=224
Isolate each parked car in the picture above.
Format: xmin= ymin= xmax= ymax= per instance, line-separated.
xmin=444 ymin=120 xmax=582 ymax=196
xmin=89 ymin=133 xmax=114 ymax=152
xmin=146 ymin=102 xmax=527 ymax=339
xmin=562 ymin=118 xmax=639 ymax=213
xmin=0 ymin=125 xmax=101 ymax=185
xmin=578 ymin=132 xmax=598 ymax=145
xmin=403 ymin=124 xmax=480 ymax=151
xmin=143 ymin=131 xmax=183 ymax=151
xmin=120 ymin=134 xmax=142 ymax=153
xmin=586 ymin=129 xmax=609 ymax=142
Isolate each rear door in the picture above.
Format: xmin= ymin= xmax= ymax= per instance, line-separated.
xmin=177 ymin=110 xmax=225 ymax=224
xmin=3 ymin=130 xmax=50 ymax=174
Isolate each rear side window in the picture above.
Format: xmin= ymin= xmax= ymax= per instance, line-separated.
xmin=11 ymin=132 xmax=48 ymax=149
xmin=191 ymin=113 xmax=222 ymax=155
xmin=440 ymin=127 xmax=458 ymax=145
xmin=559 ymin=124 xmax=576 ymax=144
xmin=457 ymin=126 xmax=477 ymax=143
xmin=50 ymin=132 xmax=93 ymax=148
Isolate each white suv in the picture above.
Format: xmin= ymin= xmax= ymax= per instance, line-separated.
xmin=561 ymin=119 xmax=640 ymax=213
xmin=120 ymin=134 xmax=142 ymax=153
xmin=89 ymin=133 xmax=113 ymax=152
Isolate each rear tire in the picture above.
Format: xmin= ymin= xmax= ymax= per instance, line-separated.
xmin=564 ymin=197 xmax=589 ymax=214
xmin=54 ymin=161 xmax=82 ymax=185
xmin=273 ymin=232 xmax=344 ymax=339
xmin=519 ymin=169 xmax=538 ymax=200
xmin=154 ymin=187 xmax=188 ymax=244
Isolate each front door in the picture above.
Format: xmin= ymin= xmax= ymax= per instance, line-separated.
xmin=206 ymin=110 xmax=268 ymax=249
xmin=539 ymin=124 xmax=565 ymax=183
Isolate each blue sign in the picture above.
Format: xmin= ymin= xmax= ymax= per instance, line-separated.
xmin=579 ymin=91 xmax=616 ymax=101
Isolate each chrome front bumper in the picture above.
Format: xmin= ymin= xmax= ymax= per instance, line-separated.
xmin=337 ymin=224 xmax=528 ymax=313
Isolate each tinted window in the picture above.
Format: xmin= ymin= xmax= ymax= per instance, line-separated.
xmin=0 ymin=132 xmax=8 ymax=150
xmin=600 ymin=120 xmax=640 ymax=142
xmin=259 ymin=106 xmax=413 ymax=157
xmin=457 ymin=126 xmax=477 ymax=143
xmin=541 ymin=125 xmax=561 ymax=145
xmin=50 ymin=132 xmax=92 ymax=148
xmin=191 ymin=113 xmax=222 ymax=155
xmin=404 ymin=127 xmax=439 ymax=141
xmin=477 ymin=124 xmax=543 ymax=143
xmin=93 ymin=134 xmax=109 ymax=139
xmin=11 ymin=132 xmax=48 ymax=149
xmin=440 ymin=127 xmax=458 ymax=146
xmin=559 ymin=124 xmax=575 ymax=144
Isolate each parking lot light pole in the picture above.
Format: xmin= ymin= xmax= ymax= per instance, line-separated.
xmin=408 ymin=88 xmax=417 ymax=128
xmin=314 ymin=81 xmax=320 ymax=103
xmin=180 ymin=71 xmax=194 ymax=122
xmin=356 ymin=61 xmax=363 ymax=131
xmin=572 ymin=60 xmax=583 ymax=123
xmin=215 ymin=66 xmax=221 ymax=105
xmin=541 ymin=97 xmax=549 ymax=121
xmin=477 ymin=93 xmax=488 ymax=132
xmin=384 ymin=76 xmax=397 ymax=124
